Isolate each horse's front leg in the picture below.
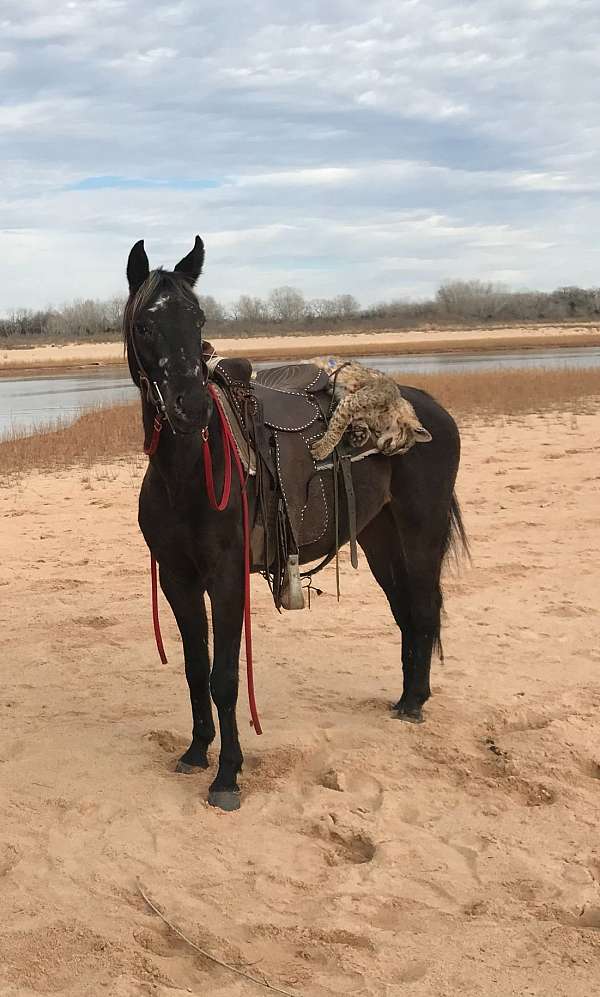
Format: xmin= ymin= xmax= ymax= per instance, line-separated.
xmin=207 ymin=570 xmax=245 ymax=811
xmin=159 ymin=567 xmax=215 ymax=771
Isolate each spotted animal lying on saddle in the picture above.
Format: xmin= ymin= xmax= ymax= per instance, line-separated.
xmin=309 ymin=356 xmax=432 ymax=460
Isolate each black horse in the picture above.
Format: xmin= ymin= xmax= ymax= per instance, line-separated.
xmin=124 ymin=237 xmax=468 ymax=811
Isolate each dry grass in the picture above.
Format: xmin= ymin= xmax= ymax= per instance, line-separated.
xmin=407 ymin=366 xmax=600 ymax=420
xmin=0 ymin=367 xmax=598 ymax=480
xmin=0 ymin=358 xmax=124 ymax=376
xmin=0 ymin=403 xmax=140 ymax=480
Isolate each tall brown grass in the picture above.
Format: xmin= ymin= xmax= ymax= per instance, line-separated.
xmin=0 ymin=367 xmax=598 ymax=480
xmin=0 ymin=358 xmax=123 ymax=375
xmin=406 ymin=366 xmax=600 ymax=419
xmin=0 ymin=403 xmax=140 ymax=479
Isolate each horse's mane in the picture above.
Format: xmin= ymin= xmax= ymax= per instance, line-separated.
xmin=122 ymin=268 xmax=198 ymax=344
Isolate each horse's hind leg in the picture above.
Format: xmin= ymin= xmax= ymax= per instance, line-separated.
xmin=358 ymin=506 xmax=414 ymax=701
xmin=359 ymin=500 xmax=444 ymax=724
xmin=389 ymin=497 xmax=445 ymax=723
xmin=159 ymin=567 xmax=215 ymax=771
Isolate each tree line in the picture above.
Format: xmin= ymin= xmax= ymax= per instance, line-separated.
xmin=2 ymin=280 xmax=600 ymax=341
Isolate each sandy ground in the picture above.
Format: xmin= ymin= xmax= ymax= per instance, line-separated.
xmin=0 ymin=410 xmax=599 ymax=996
xmin=1 ymin=323 xmax=599 ymax=372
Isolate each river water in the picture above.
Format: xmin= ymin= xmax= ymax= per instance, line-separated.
xmin=1 ymin=345 xmax=599 ymax=439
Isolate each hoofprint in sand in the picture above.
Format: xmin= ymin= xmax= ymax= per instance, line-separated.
xmin=0 ymin=411 xmax=599 ymax=995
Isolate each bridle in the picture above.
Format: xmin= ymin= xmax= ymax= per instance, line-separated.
xmin=127 ymin=316 xmax=210 ymax=437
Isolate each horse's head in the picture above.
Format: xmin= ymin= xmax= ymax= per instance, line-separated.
xmin=124 ymin=236 xmax=211 ymax=433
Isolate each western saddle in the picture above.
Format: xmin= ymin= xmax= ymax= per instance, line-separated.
xmin=204 ymin=345 xmax=378 ymax=611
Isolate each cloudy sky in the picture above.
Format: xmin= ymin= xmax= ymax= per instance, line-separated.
xmin=2 ymin=0 xmax=600 ymax=311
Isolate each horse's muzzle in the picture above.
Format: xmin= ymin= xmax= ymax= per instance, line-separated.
xmin=169 ymin=384 xmax=212 ymax=434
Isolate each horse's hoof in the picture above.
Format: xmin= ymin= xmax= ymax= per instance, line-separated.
xmin=208 ymin=789 xmax=241 ymax=812
xmin=175 ymin=757 xmax=208 ymax=774
xmin=394 ymin=703 xmax=425 ymax=724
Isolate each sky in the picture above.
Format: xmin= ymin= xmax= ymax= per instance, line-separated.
xmin=2 ymin=0 xmax=600 ymax=311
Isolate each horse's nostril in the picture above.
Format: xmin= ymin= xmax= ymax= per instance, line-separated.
xmin=176 ymin=395 xmax=185 ymax=411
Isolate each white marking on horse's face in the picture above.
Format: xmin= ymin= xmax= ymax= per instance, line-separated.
xmin=158 ymin=357 xmax=168 ymax=368
xmin=147 ymin=295 xmax=168 ymax=313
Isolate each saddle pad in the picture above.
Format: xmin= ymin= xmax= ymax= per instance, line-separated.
xmin=209 ymin=383 xmax=256 ymax=475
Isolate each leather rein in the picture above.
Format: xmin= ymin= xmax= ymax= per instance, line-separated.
xmin=129 ymin=328 xmax=262 ymax=736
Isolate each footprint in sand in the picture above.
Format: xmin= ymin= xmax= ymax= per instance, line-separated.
xmin=311 ymin=814 xmax=377 ymax=866
xmin=317 ymin=765 xmax=384 ymax=813
xmin=146 ymin=729 xmax=188 ymax=756
xmin=325 ymin=824 xmax=377 ymax=865
xmin=133 ymin=926 xmax=180 ymax=958
xmin=398 ymin=959 xmax=430 ymax=983
xmin=543 ymin=601 xmax=595 ymax=618
xmin=73 ymin=615 xmax=119 ymax=629
xmin=0 ymin=843 xmax=20 ymax=878
xmin=576 ymin=907 xmax=600 ymax=929
xmin=579 ymin=757 xmax=600 ymax=781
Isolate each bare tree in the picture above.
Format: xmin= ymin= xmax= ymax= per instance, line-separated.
xmin=197 ymin=294 xmax=226 ymax=322
xmin=307 ymin=297 xmax=340 ymax=319
xmin=105 ymin=296 xmax=126 ymax=330
xmin=230 ymin=295 xmax=269 ymax=322
xmin=436 ymin=280 xmax=505 ymax=320
xmin=333 ymin=293 xmax=359 ymax=317
xmin=268 ymin=286 xmax=306 ymax=322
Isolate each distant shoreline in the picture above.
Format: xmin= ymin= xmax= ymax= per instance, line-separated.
xmin=1 ymin=324 xmax=599 ymax=377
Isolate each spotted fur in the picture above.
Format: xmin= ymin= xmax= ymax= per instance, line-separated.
xmin=309 ymin=356 xmax=432 ymax=459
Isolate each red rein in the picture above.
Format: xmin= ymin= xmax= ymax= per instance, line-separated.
xmin=147 ymin=386 xmax=262 ymax=736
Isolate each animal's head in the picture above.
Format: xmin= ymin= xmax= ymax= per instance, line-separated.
xmin=123 ymin=236 xmax=210 ymax=433
xmin=377 ymin=400 xmax=432 ymax=456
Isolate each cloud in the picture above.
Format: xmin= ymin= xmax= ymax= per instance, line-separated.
xmin=64 ymin=176 xmax=220 ymax=192
xmin=1 ymin=0 xmax=600 ymax=312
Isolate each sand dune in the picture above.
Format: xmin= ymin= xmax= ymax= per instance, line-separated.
xmin=0 ymin=409 xmax=599 ymax=995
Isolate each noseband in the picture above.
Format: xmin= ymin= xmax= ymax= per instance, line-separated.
xmin=128 ymin=325 xmax=210 ymax=436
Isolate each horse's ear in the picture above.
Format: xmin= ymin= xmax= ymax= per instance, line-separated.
xmin=127 ymin=240 xmax=150 ymax=294
xmin=174 ymin=235 xmax=205 ymax=286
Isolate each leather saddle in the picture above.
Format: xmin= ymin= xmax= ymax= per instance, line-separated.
xmin=207 ymin=352 xmax=372 ymax=606
xmin=254 ymin=363 xmax=332 ymax=548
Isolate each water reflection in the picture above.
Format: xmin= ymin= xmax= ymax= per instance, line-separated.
xmin=0 ymin=369 xmax=136 ymax=438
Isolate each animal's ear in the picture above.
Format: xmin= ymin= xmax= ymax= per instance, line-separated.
xmin=414 ymin=426 xmax=432 ymax=444
xmin=127 ymin=240 xmax=150 ymax=294
xmin=174 ymin=235 xmax=205 ymax=286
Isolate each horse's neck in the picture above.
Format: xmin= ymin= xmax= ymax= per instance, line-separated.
xmin=140 ymin=394 xmax=220 ymax=499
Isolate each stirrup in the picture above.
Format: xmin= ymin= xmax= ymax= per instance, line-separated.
xmin=280 ymin=553 xmax=305 ymax=610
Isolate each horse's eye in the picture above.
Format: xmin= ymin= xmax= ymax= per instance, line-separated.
xmin=137 ymin=323 xmax=151 ymax=337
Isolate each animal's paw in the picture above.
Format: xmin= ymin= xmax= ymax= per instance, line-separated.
xmin=311 ymin=439 xmax=332 ymax=460
xmin=347 ymin=422 xmax=371 ymax=448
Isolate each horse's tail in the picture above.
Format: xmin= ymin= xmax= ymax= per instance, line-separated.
xmin=435 ymin=493 xmax=470 ymax=662
xmin=444 ymin=492 xmax=470 ymax=566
